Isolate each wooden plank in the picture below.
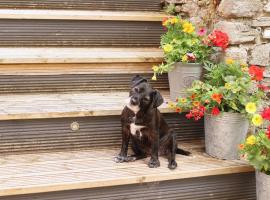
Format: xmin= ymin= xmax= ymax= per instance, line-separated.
xmin=0 ymin=63 xmax=160 ymax=75
xmin=0 ymin=142 xmax=254 ymax=197
xmin=0 ymin=48 xmax=163 ymax=64
xmin=0 ymin=91 xmax=173 ymax=121
xmin=0 ymin=10 xmax=167 ymax=21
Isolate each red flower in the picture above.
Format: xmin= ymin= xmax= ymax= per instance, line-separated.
xmin=211 ymin=93 xmax=223 ymax=104
xmin=258 ymin=84 xmax=269 ymax=91
xmin=262 ymin=107 xmax=270 ymax=121
xmin=211 ymin=107 xmax=220 ymax=116
xmin=185 ymin=106 xmax=205 ymax=120
xmin=207 ymin=30 xmax=229 ymax=50
xmin=176 ymin=107 xmax=182 ymax=113
xmin=266 ymin=126 xmax=270 ymax=140
xmin=249 ymin=65 xmax=264 ymax=81
xmin=191 ymin=94 xmax=196 ymax=100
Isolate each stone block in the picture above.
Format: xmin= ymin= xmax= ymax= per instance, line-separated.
xmin=218 ymin=0 xmax=263 ymax=18
xmin=263 ymin=28 xmax=270 ymax=39
xmin=252 ymin=17 xmax=270 ymax=27
xmin=225 ymin=47 xmax=248 ymax=63
xmin=215 ymin=21 xmax=257 ymax=44
xmin=250 ymin=43 xmax=270 ymax=66
xmin=264 ymin=2 xmax=270 ymax=12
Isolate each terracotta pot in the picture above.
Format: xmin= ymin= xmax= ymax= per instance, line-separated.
xmin=204 ymin=112 xmax=249 ymax=160
xmin=168 ymin=62 xmax=202 ymax=100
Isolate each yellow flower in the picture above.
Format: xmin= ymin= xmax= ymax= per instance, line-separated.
xmin=168 ymin=102 xmax=176 ymax=109
xmin=151 ymin=75 xmax=157 ymax=81
xmin=245 ymin=102 xmax=257 ymax=114
xmin=170 ymin=17 xmax=179 ymax=24
xmin=152 ymin=65 xmax=159 ymax=72
xmin=246 ymin=135 xmax=256 ymax=145
xmin=225 ymin=58 xmax=234 ymax=65
xmin=179 ymin=98 xmax=187 ymax=103
xmin=163 ymin=44 xmax=173 ymax=53
xmin=182 ymin=55 xmax=188 ymax=62
xmin=252 ymin=114 xmax=263 ymax=127
xmin=240 ymin=63 xmax=248 ymax=68
xmin=225 ymin=83 xmax=232 ymax=90
xmin=241 ymin=67 xmax=249 ymax=72
xmin=182 ymin=22 xmax=195 ymax=34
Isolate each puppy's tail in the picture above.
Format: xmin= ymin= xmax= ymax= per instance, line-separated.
xmin=176 ymin=148 xmax=191 ymax=156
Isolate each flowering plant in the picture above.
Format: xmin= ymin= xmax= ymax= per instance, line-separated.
xmin=170 ymin=60 xmax=267 ymax=121
xmin=152 ymin=16 xmax=229 ymax=80
xmin=239 ymin=109 xmax=270 ymax=175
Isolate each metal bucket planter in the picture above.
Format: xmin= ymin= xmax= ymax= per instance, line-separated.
xmin=256 ymin=171 xmax=270 ymax=200
xmin=168 ymin=62 xmax=202 ymax=100
xmin=204 ymin=112 xmax=249 ymax=160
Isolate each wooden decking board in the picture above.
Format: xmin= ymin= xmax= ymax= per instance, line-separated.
xmin=0 ymin=142 xmax=253 ymax=197
xmin=0 ymin=48 xmax=163 ymax=64
xmin=0 ymin=63 xmax=160 ymax=75
xmin=0 ymin=10 xmax=167 ymax=21
xmin=0 ymin=91 xmax=173 ymax=120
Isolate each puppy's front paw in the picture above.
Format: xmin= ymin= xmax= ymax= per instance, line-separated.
xmin=168 ymin=160 xmax=177 ymax=170
xmin=114 ymin=155 xmax=136 ymax=163
xmin=148 ymin=158 xmax=160 ymax=168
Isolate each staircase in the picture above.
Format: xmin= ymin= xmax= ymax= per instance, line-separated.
xmin=0 ymin=1 xmax=256 ymax=199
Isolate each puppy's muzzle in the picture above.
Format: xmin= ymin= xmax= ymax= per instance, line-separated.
xmin=130 ymin=97 xmax=139 ymax=106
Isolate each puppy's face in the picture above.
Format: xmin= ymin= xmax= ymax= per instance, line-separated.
xmin=127 ymin=75 xmax=164 ymax=113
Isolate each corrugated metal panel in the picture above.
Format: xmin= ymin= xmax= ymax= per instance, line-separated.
xmin=0 ymin=0 xmax=161 ymax=11
xmin=0 ymin=73 xmax=168 ymax=94
xmin=0 ymin=113 xmax=204 ymax=154
xmin=0 ymin=19 xmax=163 ymax=47
xmin=1 ymin=172 xmax=255 ymax=200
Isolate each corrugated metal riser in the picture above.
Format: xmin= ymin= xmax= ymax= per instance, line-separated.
xmin=0 ymin=20 xmax=163 ymax=47
xmin=1 ymin=172 xmax=256 ymax=200
xmin=0 ymin=0 xmax=161 ymax=11
xmin=0 ymin=113 xmax=204 ymax=154
xmin=0 ymin=74 xmax=168 ymax=94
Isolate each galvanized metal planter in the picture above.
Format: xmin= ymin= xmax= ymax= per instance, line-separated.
xmin=256 ymin=171 xmax=270 ymax=200
xmin=168 ymin=62 xmax=202 ymax=100
xmin=204 ymin=112 xmax=249 ymax=160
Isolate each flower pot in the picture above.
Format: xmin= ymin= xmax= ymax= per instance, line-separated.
xmin=256 ymin=171 xmax=270 ymax=200
xmin=168 ymin=62 xmax=202 ymax=100
xmin=204 ymin=112 xmax=249 ymax=160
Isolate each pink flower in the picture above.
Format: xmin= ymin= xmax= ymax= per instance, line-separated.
xmin=197 ymin=28 xmax=207 ymax=36
xmin=187 ymin=53 xmax=196 ymax=62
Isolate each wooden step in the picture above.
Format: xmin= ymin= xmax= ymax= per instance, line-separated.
xmin=0 ymin=141 xmax=254 ymax=198
xmin=0 ymin=48 xmax=163 ymax=64
xmin=0 ymin=10 xmax=167 ymax=21
xmin=0 ymin=91 xmax=204 ymax=154
xmin=0 ymin=91 xmax=172 ymax=121
xmin=0 ymin=63 xmax=168 ymax=94
xmin=0 ymin=13 xmax=165 ymax=47
xmin=0 ymin=1 xmax=162 ymax=12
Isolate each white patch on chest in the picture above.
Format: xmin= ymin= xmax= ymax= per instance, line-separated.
xmin=130 ymin=123 xmax=145 ymax=137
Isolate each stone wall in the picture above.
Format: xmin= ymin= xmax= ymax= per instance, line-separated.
xmin=216 ymin=0 xmax=270 ymax=89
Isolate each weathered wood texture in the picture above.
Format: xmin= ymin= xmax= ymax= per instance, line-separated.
xmin=0 ymin=142 xmax=254 ymax=197
xmin=0 ymin=91 xmax=173 ymax=120
xmin=0 ymin=73 xmax=168 ymax=94
xmin=0 ymin=114 xmax=204 ymax=154
xmin=0 ymin=172 xmax=256 ymax=200
xmin=0 ymin=10 xmax=166 ymax=21
xmin=0 ymin=19 xmax=164 ymax=47
xmin=0 ymin=0 xmax=162 ymax=12
xmin=0 ymin=48 xmax=163 ymax=64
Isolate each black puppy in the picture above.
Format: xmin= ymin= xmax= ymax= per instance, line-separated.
xmin=115 ymin=75 xmax=190 ymax=169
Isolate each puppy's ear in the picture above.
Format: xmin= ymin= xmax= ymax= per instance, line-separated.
xmin=131 ymin=75 xmax=147 ymax=88
xmin=152 ymin=90 xmax=164 ymax=108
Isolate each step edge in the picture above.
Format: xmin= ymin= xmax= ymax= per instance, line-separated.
xmin=0 ymin=165 xmax=254 ymax=197
xmin=0 ymin=48 xmax=164 ymax=64
xmin=0 ymin=9 xmax=168 ymax=21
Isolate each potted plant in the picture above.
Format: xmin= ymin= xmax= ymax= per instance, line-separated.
xmin=170 ymin=60 xmax=267 ymax=160
xmin=152 ymin=16 xmax=229 ymax=100
xmin=239 ymin=108 xmax=270 ymax=200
